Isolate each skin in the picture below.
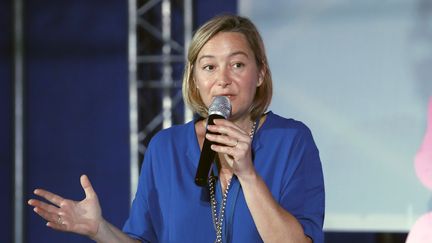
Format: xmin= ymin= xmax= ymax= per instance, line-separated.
xmin=27 ymin=31 xmax=312 ymax=243
xmin=28 ymin=175 xmax=139 ymax=243
xmin=194 ymin=32 xmax=312 ymax=243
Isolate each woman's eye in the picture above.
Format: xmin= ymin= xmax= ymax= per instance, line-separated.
xmin=233 ymin=63 xmax=244 ymax=68
xmin=203 ymin=65 xmax=215 ymax=71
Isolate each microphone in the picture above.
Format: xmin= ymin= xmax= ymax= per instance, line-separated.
xmin=195 ymin=96 xmax=231 ymax=187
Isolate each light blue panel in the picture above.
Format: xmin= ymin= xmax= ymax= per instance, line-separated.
xmin=240 ymin=0 xmax=432 ymax=231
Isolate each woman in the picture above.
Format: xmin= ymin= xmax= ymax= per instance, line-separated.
xmin=28 ymin=14 xmax=325 ymax=243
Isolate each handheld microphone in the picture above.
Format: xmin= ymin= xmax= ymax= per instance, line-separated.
xmin=195 ymin=96 xmax=231 ymax=187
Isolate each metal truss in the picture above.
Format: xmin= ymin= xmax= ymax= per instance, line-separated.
xmin=128 ymin=0 xmax=193 ymax=200
xmin=13 ymin=0 xmax=25 ymax=242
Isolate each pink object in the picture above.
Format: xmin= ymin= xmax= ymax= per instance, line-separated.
xmin=414 ymin=98 xmax=432 ymax=190
xmin=409 ymin=97 xmax=432 ymax=243
xmin=406 ymin=212 xmax=432 ymax=243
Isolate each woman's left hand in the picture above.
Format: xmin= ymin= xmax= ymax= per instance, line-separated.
xmin=205 ymin=119 xmax=255 ymax=178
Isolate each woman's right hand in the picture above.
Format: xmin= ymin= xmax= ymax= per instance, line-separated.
xmin=28 ymin=174 xmax=103 ymax=238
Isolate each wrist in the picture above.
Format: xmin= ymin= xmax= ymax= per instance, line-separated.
xmin=89 ymin=218 xmax=107 ymax=242
xmin=237 ymin=169 xmax=259 ymax=186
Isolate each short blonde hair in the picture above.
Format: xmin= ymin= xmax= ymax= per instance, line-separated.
xmin=182 ymin=14 xmax=272 ymax=121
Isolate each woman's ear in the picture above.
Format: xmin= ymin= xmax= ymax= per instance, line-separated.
xmin=258 ymin=76 xmax=263 ymax=86
xmin=257 ymin=69 xmax=265 ymax=87
xmin=193 ymin=77 xmax=199 ymax=89
xmin=191 ymin=64 xmax=200 ymax=90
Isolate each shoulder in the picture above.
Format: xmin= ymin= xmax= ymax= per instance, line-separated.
xmin=148 ymin=121 xmax=193 ymax=148
xmin=141 ymin=121 xmax=194 ymax=171
xmin=264 ymin=111 xmax=313 ymax=137
xmin=259 ymin=112 xmax=318 ymax=152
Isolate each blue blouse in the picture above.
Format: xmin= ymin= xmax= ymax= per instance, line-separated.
xmin=123 ymin=111 xmax=325 ymax=243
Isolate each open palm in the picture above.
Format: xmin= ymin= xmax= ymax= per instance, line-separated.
xmin=28 ymin=175 xmax=102 ymax=238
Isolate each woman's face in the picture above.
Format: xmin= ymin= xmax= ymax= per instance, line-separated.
xmin=193 ymin=31 xmax=263 ymax=121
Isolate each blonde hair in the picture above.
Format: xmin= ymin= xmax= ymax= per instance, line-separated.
xmin=182 ymin=14 xmax=272 ymax=121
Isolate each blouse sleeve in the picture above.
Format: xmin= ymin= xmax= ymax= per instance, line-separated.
xmin=280 ymin=124 xmax=325 ymax=243
xmin=122 ymin=140 xmax=158 ymax=242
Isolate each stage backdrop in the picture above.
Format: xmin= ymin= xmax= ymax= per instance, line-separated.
xmin=0 ymin=0 xmax=13 ymax=242
xmin=24 ymin=1 xmax=130 ymax=242
xmin=240 ymin=0 xmax=432 ymax=231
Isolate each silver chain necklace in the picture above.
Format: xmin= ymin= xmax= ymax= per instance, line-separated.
xmin=209 ymin=120 xmax=257 ymax=243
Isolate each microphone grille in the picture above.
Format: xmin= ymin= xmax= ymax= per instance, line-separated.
xmin=208 ymin=96 xmax=231 ymax=119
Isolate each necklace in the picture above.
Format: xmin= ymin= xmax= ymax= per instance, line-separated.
xmin=209 ymin=120 xmax=257 ymax=243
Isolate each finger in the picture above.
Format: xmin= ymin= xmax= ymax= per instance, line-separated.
xmin=47 ymin=221 xmax=68 ymax=232
xmin=80 ymin=174 xmax=96 ymax=199
xmin=33 ymin=206 xmax=61 ymax=223
xmin=211 ymin=144 xmax=237 ymax=155
xmin=207 ymin=125 xmax=247 ymax=142
xmin=211 ymin=139 xmax=250 ymax=155
xmin=34 ymin=189 xmax=65 ymax=207
xmin=211 ymin=120 xmax=248 ymax=135
xmin=206 ymin=133 xmax=239 ymax=147
xmin=28 ymin=199 xmax=60 ymax=214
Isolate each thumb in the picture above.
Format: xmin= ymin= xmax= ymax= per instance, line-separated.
xmin=80 ymin=174 xmax=97 ymax=199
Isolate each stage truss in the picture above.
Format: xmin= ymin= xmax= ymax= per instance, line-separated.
xmin=128 ymin=0 xmax=193 ymax=200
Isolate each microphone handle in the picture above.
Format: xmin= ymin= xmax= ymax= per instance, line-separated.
xmin=195 ymin=114 xmax=224 ymax=186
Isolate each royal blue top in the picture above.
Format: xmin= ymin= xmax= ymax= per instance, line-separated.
xmin=122 ymin=111 xmax=325 ymax=242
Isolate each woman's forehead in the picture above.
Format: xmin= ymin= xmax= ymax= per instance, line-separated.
xmin=197 ymin=32 xmax=253 ymax=61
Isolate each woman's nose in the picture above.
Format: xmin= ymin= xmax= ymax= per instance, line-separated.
xmin=216 ymin=67 xmax=232 ymax=87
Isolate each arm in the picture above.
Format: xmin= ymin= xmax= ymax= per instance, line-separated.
xmin=238 ymin=171 xmax=312 ymax=243
xmin=238 ymin=126 xmax=324 ymax=243
xmin=93 ymin=220 xmax=140 ymax=243
xmin=28 ymin=175 xmax=139 ymax=243
xmin=208 ymin=119 xmax=323 ymax=242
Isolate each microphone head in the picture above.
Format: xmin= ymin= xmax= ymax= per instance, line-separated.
xmin=208 ymin=96 xmax=231 ymax=119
